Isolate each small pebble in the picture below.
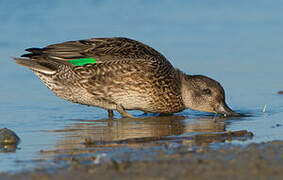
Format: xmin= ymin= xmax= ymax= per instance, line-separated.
xmin=0 ymin=128 xmax=20 ymax=145
xmin=0 ymin=128 xmax=20 ymax=152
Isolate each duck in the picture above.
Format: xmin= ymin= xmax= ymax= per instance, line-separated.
xmin=14 ymin=37 xmax=240 ymax=118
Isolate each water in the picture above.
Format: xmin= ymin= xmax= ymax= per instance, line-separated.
xmin=1 ymin=0 xmax=283 ymax=172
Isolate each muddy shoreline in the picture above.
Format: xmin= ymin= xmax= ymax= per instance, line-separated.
xmin=1 ymin=140 xmax=283 ymax=180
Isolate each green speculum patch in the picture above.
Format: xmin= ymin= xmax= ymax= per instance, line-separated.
xmin=68 ymin=57 xmax=96 ymax=66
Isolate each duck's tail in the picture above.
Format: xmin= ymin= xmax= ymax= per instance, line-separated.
xmin=13 ymin=47 xmax=74 ymax=74
xmin=13 ymin=57 xmax=68 ymax=75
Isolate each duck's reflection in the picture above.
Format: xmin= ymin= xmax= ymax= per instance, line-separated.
xmin=49 ymin=115 xmax=228 ymax=150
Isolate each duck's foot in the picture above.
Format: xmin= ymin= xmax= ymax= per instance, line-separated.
xmin=116 ymin=104 xmax=135 ymax=118
xmin=108 ymin=110 xmax=114 ymax=119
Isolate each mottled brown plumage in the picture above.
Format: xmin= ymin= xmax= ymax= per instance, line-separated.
xmin=14 ymin=37 xmax=240 ymax=118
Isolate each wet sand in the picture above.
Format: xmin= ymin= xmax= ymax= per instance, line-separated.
xmin=1 ymin=140 xmax=282 ymax=180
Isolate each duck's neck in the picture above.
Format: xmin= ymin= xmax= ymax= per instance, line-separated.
xmin=175 ymin=69 xmax=195 ymax=109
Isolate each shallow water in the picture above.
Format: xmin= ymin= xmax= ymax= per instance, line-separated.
xmin=1 ymin=0 xmax=283 ymax=172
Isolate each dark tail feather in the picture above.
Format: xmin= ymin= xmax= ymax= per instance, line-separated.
xmin=13 ymin=58 xmax=57 ymax=75
xmin=21 ymin=48 xmax=47 ymax=58
xmin=21 ymin=53 xmax=41 ymax=58
xmin=25 ymin=48 xmax=44 ymax=53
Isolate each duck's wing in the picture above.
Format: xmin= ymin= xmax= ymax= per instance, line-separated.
xmin=20 ymin=37 xmax=169 ymax=65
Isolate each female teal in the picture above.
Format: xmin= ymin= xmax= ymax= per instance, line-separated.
xmin=14 ymin=37 xmax=239 ymax=118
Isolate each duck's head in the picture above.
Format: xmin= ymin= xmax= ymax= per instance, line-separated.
xmin=181 ymin=74 xmax=240 ymax=116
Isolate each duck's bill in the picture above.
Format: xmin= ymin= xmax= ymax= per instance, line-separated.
xmin=217 ymin=102 xmax=243 ymax=117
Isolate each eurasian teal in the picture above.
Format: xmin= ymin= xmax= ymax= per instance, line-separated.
xmin=14 ymin=37 xmax=240 ymax=118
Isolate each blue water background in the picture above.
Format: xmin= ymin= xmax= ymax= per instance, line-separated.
xmin=0 ymin=0 xmax=283 ymax=172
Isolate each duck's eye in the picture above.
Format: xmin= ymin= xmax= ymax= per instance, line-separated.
xmin=203 ymin=88 xmax=211 ymax=95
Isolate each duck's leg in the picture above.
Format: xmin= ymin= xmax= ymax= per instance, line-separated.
xmin=116 ymin=104 xmax=134 ymax=118
xmin=159 ymin=113 xmax=173 ymax=116
xmin=108 ymin=110 xmax=114 ymax=119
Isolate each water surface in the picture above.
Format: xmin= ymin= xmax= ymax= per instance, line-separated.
xmin=1 ymin=0 xmax=283 ymax=172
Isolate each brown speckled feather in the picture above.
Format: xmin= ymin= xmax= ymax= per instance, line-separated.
xmin=72 ymin=58 xmax=184 ymax=113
